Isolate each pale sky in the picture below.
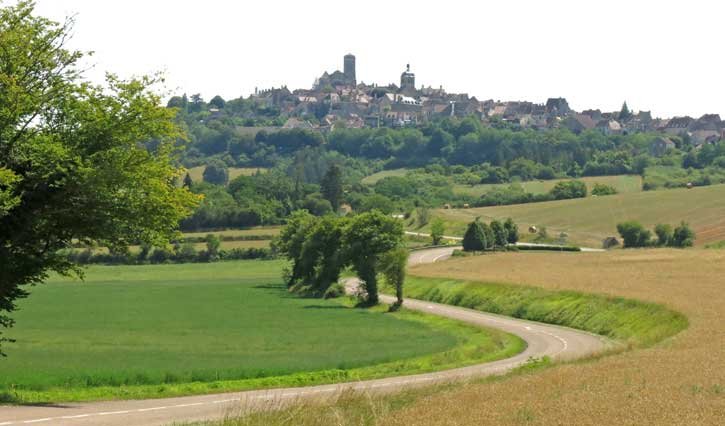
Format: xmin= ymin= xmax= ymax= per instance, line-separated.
xmin=28 ymin=0 xmax=725 ymax=118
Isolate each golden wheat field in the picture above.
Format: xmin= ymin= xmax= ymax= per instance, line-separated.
xmin=376 ymin=249 xmax=725 ymax=426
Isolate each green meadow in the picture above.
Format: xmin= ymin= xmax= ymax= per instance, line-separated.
xmin=0 ymin=260 xmax=522 ymax=402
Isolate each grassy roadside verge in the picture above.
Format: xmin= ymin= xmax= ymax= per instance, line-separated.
xmin=402 ymin=275 xmax=688 ymax=347
xmin=1 ymin=299 xmax=523 ymax=404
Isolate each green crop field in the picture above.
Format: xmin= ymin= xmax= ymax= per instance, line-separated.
xmin=453 ymin=175 xmax=642 ymax=197
xmin=0 ymin=260 xmax=522 ymax=402
xmin=361 ymin=168 xmax=409 ymax=185
xmin=182 ymin=227 xmax=280 ymax=239
xmin=186 ymin=166 xmax=266 ymax=184
xmin=422 ymin=184 xmax=725 ymax=248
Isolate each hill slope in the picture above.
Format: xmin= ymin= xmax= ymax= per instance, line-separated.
xmin=428 ymin=184 xmax=725 ymax=247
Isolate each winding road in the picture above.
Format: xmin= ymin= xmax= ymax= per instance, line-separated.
xmin=0 ymin=247 xmax=611 ymax=426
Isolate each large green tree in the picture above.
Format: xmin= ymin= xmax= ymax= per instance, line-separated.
xmin=0 ymin=2 xmax=198 ymax=353
xmin=343 ymin=211 xmax=404 ymax=305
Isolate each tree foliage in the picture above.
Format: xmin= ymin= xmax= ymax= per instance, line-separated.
xmin=503 ymin=217 xmax=519 ymax=244
xmin=343 ymin=211 xmax=405 ymax=305
xmin=490 ymin=220 xmax=508 ymax=249
xmin=275 ymin=210 xmax=404 ymax=305
xmin=616 ymin=221 xmax=652 ymax=248
xmin=550 ymin=180 xmax=588 ymax=200
xmin=379 ymin=247 xmax=409 ymax=309
xmin=430 ymin=217 xmax=445 ymax=245
xmin=203 ymin=159 xmax=229 ymax=185
xmin=672 ymin=222 xmax=695 ymax=248
xmin=654 ymin=223 xmax=673 ymax=247
xmin=462 ymin=220 xmax=487 ymax=251
xmin=0 ymin=2 xmax=198 ymax=353
xmin=320 ymin=164 xmax=343 ymax=212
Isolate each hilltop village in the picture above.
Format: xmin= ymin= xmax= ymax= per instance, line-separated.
xmin=239 ymin=54 xmax=724 ymax=147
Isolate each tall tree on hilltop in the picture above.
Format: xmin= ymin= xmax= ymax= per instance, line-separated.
xmin=619 ymin=101 xmax=632 ymax=121
xmin=0 ymin=2 xmax=199 ymax=354
xmin=320 ymin=164 xmax=343 ymax=212
xmin=209 ymin=95 xmax=226 ymax=109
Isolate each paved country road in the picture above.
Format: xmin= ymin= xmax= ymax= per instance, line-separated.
xmin=0 ymin=247 xmax=611 ymax=426
xmin=405 ymin=231 xmax=605 ymax=252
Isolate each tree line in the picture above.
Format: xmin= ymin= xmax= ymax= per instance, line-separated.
xmin=462 ymin=218 xmax=519 ymax=252
xmin=617 ymin=221 xmax=695 ymax=248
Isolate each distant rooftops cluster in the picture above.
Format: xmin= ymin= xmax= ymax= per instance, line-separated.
xmin=247 ymin=54 xmax=724 ymax=145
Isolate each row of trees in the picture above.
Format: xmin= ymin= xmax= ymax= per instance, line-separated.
xmin=462 ymin=218 xmax=519 ymax=251
xmin=616 ymin=221 xmax=695 ymax=248
xmin=274 ymin=210 xmax=407 ymax=307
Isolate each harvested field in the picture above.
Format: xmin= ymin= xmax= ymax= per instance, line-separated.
xmin=381 ymin=249 xmax=725 ymax=425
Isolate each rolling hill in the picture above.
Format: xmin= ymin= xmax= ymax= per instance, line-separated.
xmin=425 ymin=184 xmax=725 ymax=248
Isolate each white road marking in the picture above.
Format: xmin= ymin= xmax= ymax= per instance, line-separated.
xmin=23 ymin=419 xmax=51 ymax=424
xmin=98 ymin=411 xmax=129 ymax=416
xmin=136 ymin=406 xmax=168 ymax=412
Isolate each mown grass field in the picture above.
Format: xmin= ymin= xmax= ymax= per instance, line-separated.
xmin=218 ymin=249 xmax=724 ymax=426
xmin=361 ymin=168 xmax=409 ymax=185
xmin=424 ymin=183 xmax=725 ymax=247
xmin=0 ymin=260 xmax=522 ymax=403
xmin=186 ymin=166 xmax=266 ymax=184
xmin=452 ymin=174 xmax=642 ymax=197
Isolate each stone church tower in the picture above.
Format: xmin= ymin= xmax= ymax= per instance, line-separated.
xmin=400 ymin=64 xmax=415 ymax=93
xmin=344 ymin=54 xmax=356 ymax=86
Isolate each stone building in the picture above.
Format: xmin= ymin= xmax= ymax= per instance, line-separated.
xmin=344 ymin=53 xmax=356 ymax=86
xmin=400 ymin=64 xmax=416 ymax=95
xmin=314 ymin=54 xmax=357 ymax=89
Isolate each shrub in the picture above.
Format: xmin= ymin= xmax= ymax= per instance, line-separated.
xmin=323 ymin=282 xmax=346 ymax=299
xmin=550 ymin=180 xmax=587 ymax=200
xmin=591 ymin=183 xmax=618 ymax=196
xmin=672 ymin=222 xmax=695 ymax=248
xmin=206 ymin=234 xmax=221 ymax=260
xmin=202 ymin=160 xmax=229 ymax=185
xmin=654 ymin=224 xmax=673 ymax=247
xmin=176 ymin=243 xmax=198 ymax=262
xmin=616 ymin=221 xmax=652 ymax=248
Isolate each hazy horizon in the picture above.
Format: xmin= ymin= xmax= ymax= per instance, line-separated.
xmin=30 ymin=0 xmax=725 ymax=118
